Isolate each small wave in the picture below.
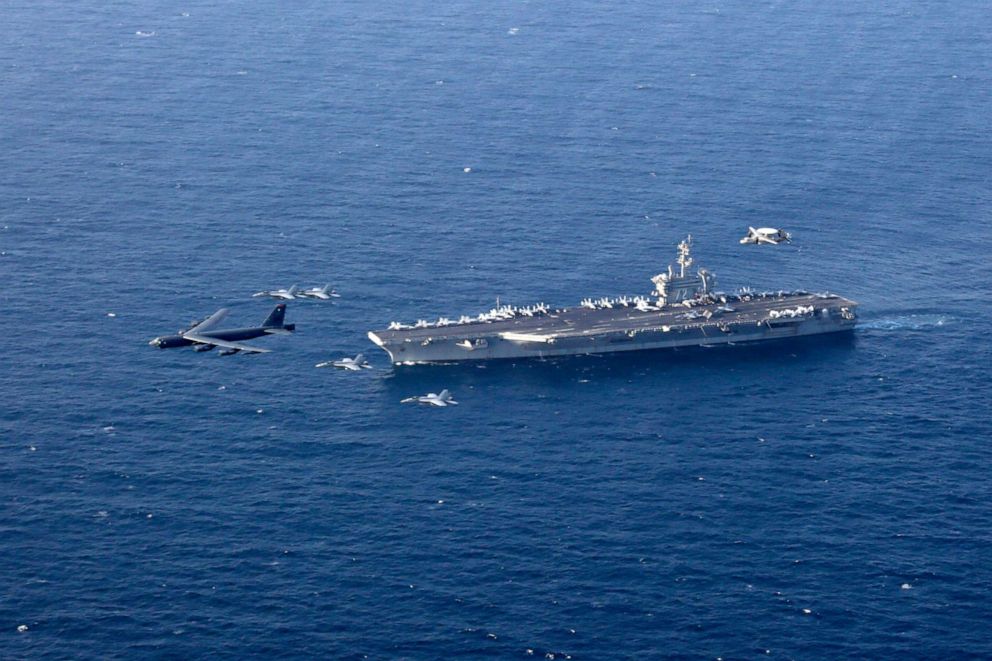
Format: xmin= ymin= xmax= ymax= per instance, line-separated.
xmin=859 ymin=314 xmax=952 ymax=331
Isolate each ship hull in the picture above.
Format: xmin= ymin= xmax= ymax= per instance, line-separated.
xmin=369 ymin=294 xmax=858 ymax=365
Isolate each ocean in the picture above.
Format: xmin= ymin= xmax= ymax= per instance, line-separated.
xmin=2 ymin=1 xmax=991 ymax=658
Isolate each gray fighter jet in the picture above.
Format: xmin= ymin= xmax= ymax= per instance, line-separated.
xmin=299 ymin=284 xmax=341 ymax=300
xmin=401 ymin=390 xmax=458 ymax=407
xmin=149 ymin=304 xmax=295 ymax=355
xmin=316 ymin=353 xmax=372 ymax=370
xmin=253 ymin=284 xmax=298 ymax=300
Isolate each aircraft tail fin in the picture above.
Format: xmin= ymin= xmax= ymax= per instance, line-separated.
xmin=262 ymin=304 xmax=287 ymax=328
xmin=439 ymin=389 xmax=450 ymax=400
xmin=287 ymin=284 xmax=298 ymax=296
xmin=354 ymin=353 xmax=364 ymax=363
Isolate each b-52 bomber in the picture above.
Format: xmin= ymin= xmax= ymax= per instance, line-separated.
xmin=149 ymin=304 xmax=295 ymax=355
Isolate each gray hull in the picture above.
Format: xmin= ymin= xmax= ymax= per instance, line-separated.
xmin=369 ymin=294 xmax=857 ymax=365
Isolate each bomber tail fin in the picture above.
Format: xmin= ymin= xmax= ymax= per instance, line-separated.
xmin=262 ymin=303 xmax=287 ymax=328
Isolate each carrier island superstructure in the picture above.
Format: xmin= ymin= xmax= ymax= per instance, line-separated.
xmin=368 ymin=236 xmax=858 ymax=365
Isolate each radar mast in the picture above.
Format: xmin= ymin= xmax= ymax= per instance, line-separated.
xmin=651 ymin=235 xmax=714 ymax=307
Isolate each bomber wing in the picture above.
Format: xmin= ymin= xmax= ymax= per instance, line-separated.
xmin=187 ymin=308 xmax=230 ymax=333
xmin=182 ymin=333 xmax=271 ymax=353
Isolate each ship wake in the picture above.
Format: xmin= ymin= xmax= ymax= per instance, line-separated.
xmin=859 ymin=314 xmax=953 ymax=331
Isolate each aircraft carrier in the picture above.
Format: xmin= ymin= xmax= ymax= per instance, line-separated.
xmin=368 ymin=236 xmax=858 ymax=365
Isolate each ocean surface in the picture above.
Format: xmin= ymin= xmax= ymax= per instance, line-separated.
xmin=2 ymin=1 xmax=991 ymax=658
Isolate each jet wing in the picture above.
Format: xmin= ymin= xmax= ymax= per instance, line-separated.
xmin=188 ymin=309 xmax=230 ymax=333
xmin=182 ymin=333 xmax=271 ymax=353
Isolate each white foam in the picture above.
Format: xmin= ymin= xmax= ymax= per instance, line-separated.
xmin=861 ymin=314 xmax=950 ymax=331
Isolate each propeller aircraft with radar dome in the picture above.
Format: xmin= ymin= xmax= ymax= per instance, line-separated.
xmin=739 ymin=226 xmax=792 ymax=245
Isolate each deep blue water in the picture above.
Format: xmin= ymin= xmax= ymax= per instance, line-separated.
xmin=3 ymin=1 xmax=992 ymax=658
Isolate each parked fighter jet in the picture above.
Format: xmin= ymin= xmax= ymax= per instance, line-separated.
xmin=401 ymin=390 xmax=458 ymax=407
xmin=739 ymin=227 xmax=792 ymax=245
xmin=316 ymin=353 xmax=372 ymax=370
xmin=253 ymin=285 xmax=298 ymax=300
xmin=149 ymin=304 xmax=295 ymax=355
xmin=299 ymin=284 xmax=340 ymax=300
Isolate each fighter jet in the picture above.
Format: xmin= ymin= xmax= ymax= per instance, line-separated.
xmin=252 ymin=284 xmax=298 ymax=300
xmin=401 ymin=390 xmax=458 ymax=407
xmin=739 ymin=227 xmax=792 ymax=245
xmin=316 ymin=353 xmax=372 ymax=370
xmin=149 ymin=304 xmax=295 ymax=355
xmin=299 ymin=284 xmax=341 ymax=300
